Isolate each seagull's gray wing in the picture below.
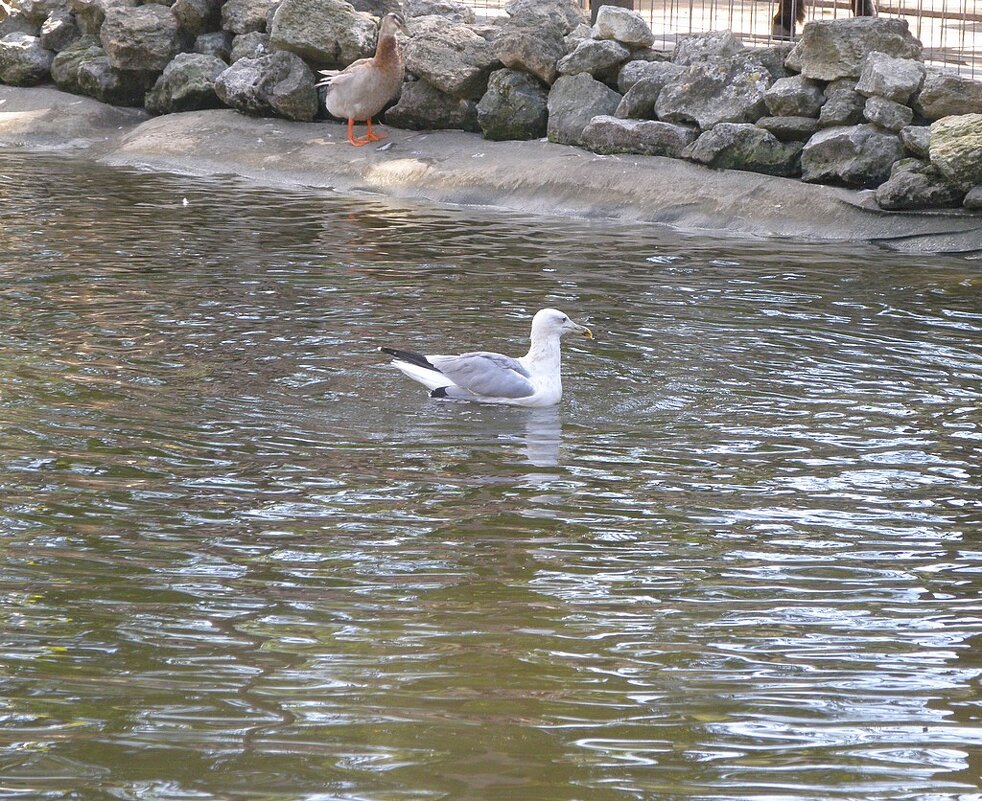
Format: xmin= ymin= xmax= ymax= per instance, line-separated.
xmin=429 ymin=351 xmax=534 ymax=399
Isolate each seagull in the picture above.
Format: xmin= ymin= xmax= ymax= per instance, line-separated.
xmin=380 ymin=308 xmax=593 ymax=407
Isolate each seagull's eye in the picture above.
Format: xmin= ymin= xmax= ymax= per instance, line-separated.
xmin=561 ymin=316 xmax=568 ymax=323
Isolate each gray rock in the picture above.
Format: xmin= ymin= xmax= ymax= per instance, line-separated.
xmin=385 ymin=77 xmax=480 ymax=131
xmin=785 ymin=17 xmax=922 ymax=81
xmin=855 ymin=51 xmax=925 ymax=104
xmin=756 ymin=115 xmax=819 ymax=141
xmin=627 ymin=47 xmax=669 ymax=63
xmin=50 ymin=35 xmax=102 ymax=92
xmin=929 ymin=113 xmax=982 ymax=189
xmin=0 ymin=12 xmax=39 ymax=39
xmin=0 ymin=32 xmax=53 ymax=84
xmin=900 ymin=124 xmax=930 ymax=158
xmin=673 ymin=30 xmax=743 ymax=66
xmin=863 ymin=95 xmax=912 ymax=132
xmin=818 ymin=88 xmax=865 ymax=127
xmin=763 ymin=74 xmax=824 ymax=117
xmin=655 ymin=56 xmax=774 ymax=130
xmin=403 ymin=17 xmax=498 ymax=100
xmin=39 ymin=9 xmax=79 ymax=52
xmin=504 ymin=0 xmax=585 ymax=36
xmin=494 ymin=15 xmax=565 ymax=85
xmin=615 ymin=76 xmax=663 ymax=119
xmin=801 ymin=124 xmax=904 ymax=187
xmin=592 ymin=5 xmax=653 ymax=48
xmin=563 ymin=22 xmax=591 ymax=53
xmin=222 ymin=0 xmax=278 ymax=34
xmin=557 ymin=37 xmax=628 ymax=80
xmin=78 ymin=54 xmax=155 ymax=104
xmin=874 ymin=157 xmax=965 ymax=209
xmin=230 ymin=30 xmax=267 ymax=62
xmin=172 ymin=0 xmax=222 ymax=37
xmin=350 ymin=0 xmax=401 ymax=15
xmin=145 ymin=51 xmax=225 ymax=113
xmin=476 ymin=67 xmax=547 ymax=140
xmin=581 ymin=115 xmax=697 ymax=157
xmin=684 ymin=122 xmax=802 ymax=176
xmin=194 ymin=30 xmax=231 ymax=60
xmin=100 ymin=4 xmax=180 ymax=72
xmin=215 ymin=49 xmax=318 ymax=120
xmin=826 ymin=77 xmax=857 ymax=95
xmin=964 ymin=185 xmax=982 ymax=210
xmin=546 ymin=72 xmax=621 ymax=145
xmin=741 ymin=44 xmax=792 ymax=81
xmin=12 ymin=0 xmax=61 ymax=26
xmin=269 ymin=0 xmax=375 ymax=69
xmin=913 ymin=68 xmax=982 ymax=121
xmin=616 ymin=58 xmax=681 ymax=93
xmin=69 ymin=0 xmax=137 ymax=37
xmin=404 ymin=0 xmax=475 ymax=23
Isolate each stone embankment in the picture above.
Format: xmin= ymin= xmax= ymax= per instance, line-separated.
xmin=1 ymin=0 xmax=981 ymax=215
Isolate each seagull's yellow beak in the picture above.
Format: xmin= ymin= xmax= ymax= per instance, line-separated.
xmin=580 ymin=326 xmax=594 ymax=340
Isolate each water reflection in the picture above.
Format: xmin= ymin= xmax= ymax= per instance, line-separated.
xmin=0 ymin=154 xmax=980 ymax=801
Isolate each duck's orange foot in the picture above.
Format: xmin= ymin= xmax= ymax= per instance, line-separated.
xmin=348 ymin=136 xmax=371 ymax=147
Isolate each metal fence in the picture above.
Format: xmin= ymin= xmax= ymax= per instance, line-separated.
xmin=464 ymin=0 xmax=981 ymax=77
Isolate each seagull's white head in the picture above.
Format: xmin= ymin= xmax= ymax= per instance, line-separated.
xmin=530 ymin=308 xmax=593 ymax=341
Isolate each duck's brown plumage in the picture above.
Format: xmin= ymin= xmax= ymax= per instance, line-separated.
xmin=318 ymin=13 xmax=407 ymax=145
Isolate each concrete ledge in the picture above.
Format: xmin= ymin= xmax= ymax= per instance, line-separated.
xmin=3 ymin=85 xmax=980 ymax=256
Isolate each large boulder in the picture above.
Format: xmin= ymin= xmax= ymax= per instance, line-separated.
xmin=763 ymin=74 xmax=823 ymax=117
xmin=404 ymin=0 xmax=475 ymax=24
xmin=221 ymin=0 xmax=279 ymax=34
xmin=913 ymin=68 xmax=982 ymax=121
xmin=684 ymin=122 xmax=802 ymax=176
xmin=655 ymin=56 xmax=773 ymax=130
xmin=900 ymin=124 xmax=930 ymax=158
xmin=0 ymin=12 xmax=38 ymax=39
xmin=929 ymin=113 xmax=982 ymax=190
xmin=546 ymin=71 xmax=621 ymax=145
xmin=616 ymin=58 xmax=682 ymax=93
xmin=592 ymin=5 xmax=653 ymax=48
xmin=863 ymin=95 xmax=912 ymax=132
xmin=50 ymin=35 xmax=102 ymax=92
xmin=0 ymin=32 xmax=53 ymax=84
xmin=673 ymin=30 xmax=743 ymax=66
xmin=69 ymin=0 xmax=137 ymax=36
xmin=403 ymin=17 xmax=497 ymax=100
xmin=100 ymin=4 xmax=180 ymax=71
xmin=12 ymin=0 xmax=61 ymax=26
xmin=818 ymin=87 xmax=865 ymax=127
xmin=494 ymin=12 xmax=566 ymax=84
xmin=503 ymin=0 xmax=584 ymax=35
xmin=39 ymin=9 xmax=80 ymax=52
xmin=756 ymin=115 xmax=819 ymax=142
xmin=615 ymin=75 xmax=664 ymax=119
xmin=269 ymin=0 xmax=375 ymax=69
xmin=874 ymin=157 xmax=965 ymax=210
xmin=145 ymin=51 xmax=225 ymax=114
xmin=581 ymin=115 xmax=697 ymax=157
xmin=785 ymin=17 xmax=922 ymax=81
xmin=215 ymin=50 xmax=319 ymax=120
xmin=194 ymin=29 xmax=231 ymax=60
xmin=801 ymin=124 xmax=904 ymax=187
xmin=556 ymin=37 xmax=629 ymax=80
xmin=964 ymin=185 xmax=982 ymax=210
xmin=384 ymin=78 xmax=480 ymax=131
xmin=855 ymin=51 xmax=924 ymax=104
xmin=172 ymin=0 xmax=222 ymax=37
xmin=77 ymin=54 xmax=155 ymax=104
xmin=230 ymin=30 xmax=268 ymax=62
xmin=476 ymin=67 xmax=547 ymax=140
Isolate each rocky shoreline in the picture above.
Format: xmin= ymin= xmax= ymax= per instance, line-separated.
xmin=2 ymin=83 xmax=981 ymax=257
xmin=2 ymin=0 xmax=982 ymax=216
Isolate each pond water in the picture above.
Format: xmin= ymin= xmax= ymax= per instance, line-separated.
xmin=1 ymin=153 xmax=980 ymax=801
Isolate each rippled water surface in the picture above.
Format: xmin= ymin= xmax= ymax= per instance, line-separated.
xmin=1 ymin=153 xmax=980 ymax=801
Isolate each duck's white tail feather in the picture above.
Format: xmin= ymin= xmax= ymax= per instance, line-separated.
xmin=316 ymin=69 xmax=341 ymax=88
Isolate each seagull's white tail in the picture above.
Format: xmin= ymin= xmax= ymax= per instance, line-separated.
xmin=391 ymin=361 xmax=454 ymax=392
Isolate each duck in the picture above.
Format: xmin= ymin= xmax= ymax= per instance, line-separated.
xmin=317 ymin=12 xmax=408 ymax=147
xmin=380 ymin=308 xmax=594 ymax=407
